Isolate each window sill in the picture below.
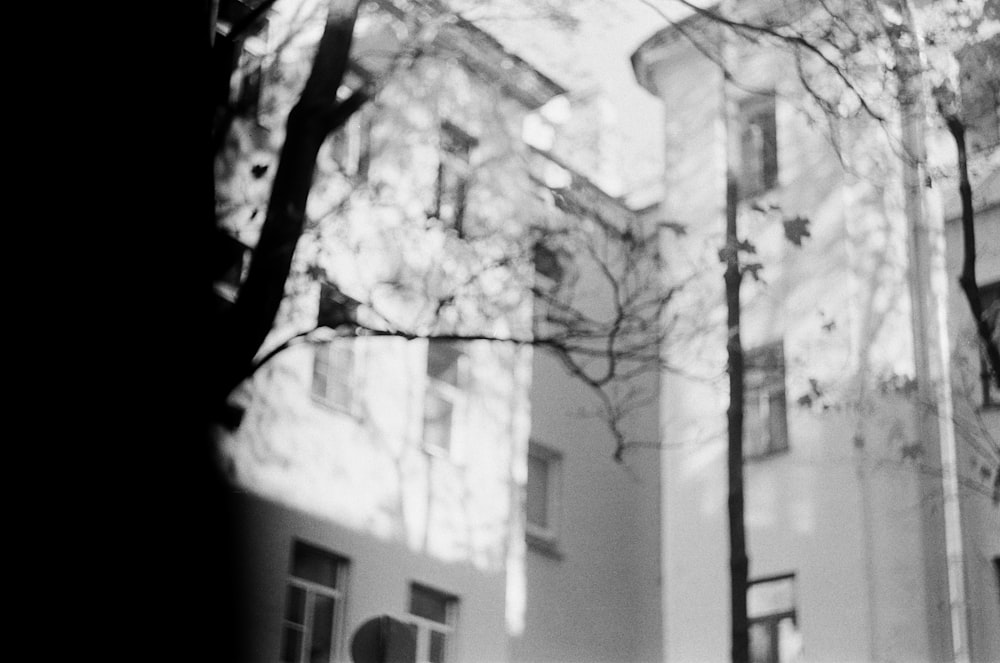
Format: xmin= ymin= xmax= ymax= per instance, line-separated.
xmin=310 ymin=394 xmax=360 ymax=419
xmin=526 ymin=532 xmax=563 ymax=560
xmin=744 ymin=447 xmax=790 ymax=463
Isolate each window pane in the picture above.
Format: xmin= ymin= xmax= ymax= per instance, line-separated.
xmin=309 ymin=595 xmax=336 ymax=663
xmin=285 ymin=585 xmax=306 ymax=625
xmin=768 ymin=390 xmax=787 ymax=453
xmin=744 ymin=392 xmax=766 ymax=457
xmin=526 ymin=454 xmax=549 ymax=528
xmin=749 ymin=575 xmax=795 ymax=617
xmin=429 ymin=630 xmax=447 ymax=663
xmin=292 ymin=542 xmax=341 ymax=589
xmin=410 ymin=585 xmax=450 ymax=624
xmin=749 ymin=621 xmax=775 ymax=663
xmin=281 ymin=626 xmax=303 ymax=663
xmin=427 ymin=342 xmax=461 ymax=385
xmin=423 ymin=389 xmax=453 ymax=451
xmin=777 ymin=616 xmax=803 ymax=663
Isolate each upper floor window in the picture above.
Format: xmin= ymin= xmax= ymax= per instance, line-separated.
xmin=738 ymin=93 xmax=778 ymax=199
xmin=423 ymin=341 xmax=465 ymax=455
xmin=329 ymin=67 xmax=373 ymax=179
xmin=214 ymin=0 xmax=268 ymax=120
xmin=748 ymin=573 xmax=802 ymax=663
xmin=312 ymin=282 xmax=361 ymax=413
xmin=526 ymin=441 xmax=562 ymax=558
xmin=281 ymin=541 xmax=349 ymax=663
xmin=407 ymin=583 xmax=458 ymax=663
xmin=532 ymin=240 xmax=566 ymax=286
xmin=979 ymin=281 xmax=1000 ymax=408
xmin=312 ymin=339 xmax=357 ymax=413
xmin=436 ymin=121 xmax=477 ymax=236
xmin=958 ymin=35 xmax=1000 ymax=153
xmin=744 ymin=342 xmax=789 ymax=459
xmin=212 ymin=230 xmax=250 ymax=304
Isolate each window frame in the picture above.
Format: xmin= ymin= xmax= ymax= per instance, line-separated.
xmin=747 ymin=572 xmax=800 ymax=663
xmin=744 ymin=341 xmax=789 ymax=460
xmin=435 ymin=120 xmax=477 ymax=236
xmin=329 ymin=67 xmax=373 ymax=179
xmin=311 ymin=339 xmax=359 ymax=415
xmin=525 ymin=441 xmax=563 ymax=558
xmin=737 ymin=92 xmax=779 ymax=200
xmin=406 ymin=583 xmax=458 ymax=663
xmin=280 ymin=540 xmax=349 ymax=663
xmin=978 ymin=281 xmax=1000 ymax=409
xmin=422 ymin=340 xmax=467 ymax=457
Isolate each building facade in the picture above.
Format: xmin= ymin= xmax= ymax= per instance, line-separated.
xmin=632 ymin=4 xmax=1000 ymax=662
xmin=213 ymin=1 xmax=662 ymax=662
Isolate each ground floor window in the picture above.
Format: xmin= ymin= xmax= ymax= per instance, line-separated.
xmin=281 ymin=541 xmax=349 ymax=663
xmin=748 ymin=573 xmax=802 ymax=663
xmin=407 ymin=583 xmax=458 ymax=663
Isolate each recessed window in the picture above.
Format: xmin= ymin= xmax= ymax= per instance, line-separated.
xmin=532 ymin=241 xmax=565 ymax=285
xmin=407 ymin=583 xmax=458 ymax=663
xmin=281 ymin=541 xmax=349 ymax=663
xmin=979 ymin=281 xmax=1000 ymax=408
xmin=738 ymin=93 xmax=778 ymax=199
xmin=436 ymin=121 xmax=477 ymax=236
xmin=748 ymin=573 xmax=802 ymax=663
xmin=526 ymin=441 xmax=562 ymax=557
xmin=744 ymin=342 xmax=789 ymax=459
xmin=423 ymin=341 xmax=465 ymax=455
xmin=312 ymin=339 xmax=357 ymax=413
xmin=329 ymin=68 xmax=373 ymax=179
xmin=212 ymin=230 xmax=250 ymax=303
xmin=213 ymin=1 xmax=268 ymax=120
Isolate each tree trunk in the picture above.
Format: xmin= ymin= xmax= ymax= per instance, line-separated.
xmin=722 ymin=66 xmax=750 ymax=663
xmin=945 ymin=116 xmax=1000 ymax=389
xmin=210 ymin=0 xmax=363 ymax=413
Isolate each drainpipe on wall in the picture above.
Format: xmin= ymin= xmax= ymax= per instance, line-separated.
xmin=895 ymin=2 xmax=971 ymax=656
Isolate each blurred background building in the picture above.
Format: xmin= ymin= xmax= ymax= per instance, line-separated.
xmin=631 ymin=3 xmax=1000 ymax=661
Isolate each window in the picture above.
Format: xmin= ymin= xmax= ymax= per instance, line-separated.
xmin=532 ymin=241 xmax=565 ymax=285
xmin=738 ymin=93 xmax=778 ymax=199
xmin=958 ymin=35 xmax=1000 ymax=153
xmin=407 ymin=583 xmax=458 ymax=663
xmin=526 ymin=441 xmax=562 ymax=557
xmin=748 ymin=573 xmax=802 ymax=663
xmin=979 ymin=281 xmax=1000 ymax=408
xmin=435 ymin=121 xmax=476 ymax=236
xmin=312 ymin=340 xmax=356 ymax=413
xmin=281 ymin=541 xmax=349 ymax=663
xmin=329 ymin=68 xmax=372 ymax=179
xmin=744 ymin=342 xmax=789 ymax=459
xmin=214 ymin=1 xmax=268 ymax=120
xmin=993 ymin=557 xmax=1000 ymax=602
xmin=312 ymin=282 xmax=361 ymax=413
xmin=994 ymin=557 xmax=1000 ymax=609
xmin=423 ymin=341 xmax=464 ymax=454
xmin=212 ymin=230 xmax=250 ymax=303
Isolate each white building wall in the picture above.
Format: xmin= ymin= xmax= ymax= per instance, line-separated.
xmin=633 ymin=20 xmax=962 ymax=662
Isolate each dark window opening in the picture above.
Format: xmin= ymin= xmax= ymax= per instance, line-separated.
xmin=980 ymin=281 xmax=1000 ymax=408
xmin=436 ymin=121 xmax=477 ymax=236
xmin=744 ymin=341 xmax=789 ymax=459
xmin=738 ymin=93 xmax=778 ymax=199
